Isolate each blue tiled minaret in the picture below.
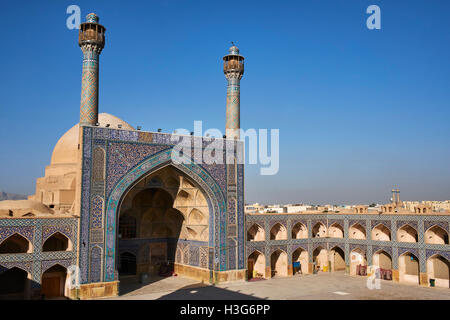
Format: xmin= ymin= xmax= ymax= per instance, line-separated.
xmin=223 ymin=44 xmax=244 ymax=139
xmin=78 ymin=13 xmax=106 ymax=126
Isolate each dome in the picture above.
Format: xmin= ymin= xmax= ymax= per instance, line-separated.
xmin=50 ymin=113 xmax=134 ymax=165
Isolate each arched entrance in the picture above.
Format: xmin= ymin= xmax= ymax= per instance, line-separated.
xmin=350 ymin=248 xmax=367 ymax=276
xmin=115 ymin=165 xmax=210 ymax=284
xmin=119 ymin=252 xmax=137 ymax=276
xmin=270 ymin=250 xmax=288 ymax=277
xmin=41 ymin=264 xmax=68 ymax=299
xmin=0 ymin=267 xmax=30 ymax=299
xmin=291 ymin=222 xmax=308 ymax=239
xmin=373 ymin=250 xmax=393 ymax=280
xmin=427 ymin=255 xmax=449 ymax=288
xmin=371 ymin=224 xmax=391 ymax=241
xmin=312 ymin=222 xmax=327 ymax=238
xmin=349 ymin=223 xmax=366 ymax=239
xmin=0 ymin=233 xmax=32 ymax=253
xmin=328 ymin=223 xmax=344 ymax=238
xmin=292 ymin=247 xmax=308 ymax=275
xmin=247 ymin=250 xmax=265 ymax=279
xmin=270 ymin=223 xmax=287 ymax=240
xmin=399 ymin=252 xmax=420 ymax=285
xmin=330 ymin=246 xmax=345 ymax=272
xmin=425 ymin=226 xmax=449 ymax=245
xmin=247 ymin=223 xmax=265 ymax=241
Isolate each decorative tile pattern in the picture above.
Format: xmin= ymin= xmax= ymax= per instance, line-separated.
xmin=0 ymin=226 xmax=34 ymax=244
xmin=90 ymin=196 xmax=104 ymax=229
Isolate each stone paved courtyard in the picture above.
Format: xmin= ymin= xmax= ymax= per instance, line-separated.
xmin=104 ymin=272 xmax=450 ymax=300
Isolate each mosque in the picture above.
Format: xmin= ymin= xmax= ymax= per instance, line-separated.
xmin=0 ymin=13 xmax=448 ymax=300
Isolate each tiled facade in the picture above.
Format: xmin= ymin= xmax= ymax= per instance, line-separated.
xmin=80 ymin=126 xmax=246 ymax=284
xmin=246 ymin=213 xmax=450 ymax=274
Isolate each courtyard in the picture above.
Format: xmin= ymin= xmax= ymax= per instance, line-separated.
xmin=105 ymin=272 xmax=450 ymax=300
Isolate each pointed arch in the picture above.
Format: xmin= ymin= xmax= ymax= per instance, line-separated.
xmin=0 ymin=267 xmax=30 ymax=299
xmin=247 ymin=249 xmax=265 ymax=279
xmin=41 ymin=264 xmax=68 ymax=298
xmin=349 ymin=223 xmax=366 ymax=240
xmin=426 ymin=254 xmax=449 ymax=288
xmin=399 ymin=251 xmax=420 ymax=285
xmin=312 ymin=246 xmax=328 ymax=272
xmin=397 ymin=224 xmax=418 ymax=243
xmin=350 ymin=248 xmax=367 ymax=276
xmin=330 ymin=246 xmax=345 ymax=271
xmin=43 ymin=232 xmax=72 ymax=252
xmin=291 ymin=222 xmax=308 ymax=239
xmin=270 ymin=249 xmax=288 ymax=277
xmin=312 ymin=222 xmax=327 ymax=238
xmin=292 ymin=246 xmax=308 ymax=275
xmin=328 ymin=222 xmax=344 ymax=238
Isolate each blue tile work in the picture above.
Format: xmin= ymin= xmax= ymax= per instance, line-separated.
xmin=0 ymin=226 xmax=34 ymax=243
xmin=79 ymin=126 xmax=245 ymax=284
xmin=246 ymin=213 xmax=450 ymax=273
xmin=0 ymin=218 xmax=78 ymax=287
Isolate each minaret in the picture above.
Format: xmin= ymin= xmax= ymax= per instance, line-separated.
xmin=78 ymin=13 xmax=106 ymax=126
xmin=223 ymin=43 xmax=244 ymax=139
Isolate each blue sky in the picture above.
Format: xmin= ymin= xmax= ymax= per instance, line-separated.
xmin=0 ymin=0 xmax=449 ymax=204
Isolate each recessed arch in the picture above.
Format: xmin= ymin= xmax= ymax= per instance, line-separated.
xmin=247 ymin=223 xmax=265 ymax=241
xmin=43 ymin=232 xmax=72 ymax=252
xmin=329 ymin=246 xmax=345 ymax=272
xmin=41 ymin=264 xmax=69 ymax=299
xmin=247 ymin=250 xmax=265 ymax=279
xmin=291 ymin=222 xmax=308 ymax=239
xmin=270 ymin=249 xmax=288 ymax=277
xmin=103 ymin=150 xmax=224 ymax=282
xmin=349 ymin=223 xmax=366 ymax=240
xmin=312 ymin=222 xmax=327 ymax=238
xmin=0 ymin=266 xmax=30 ymax=299
xmin=350 ymin=248 xmax=367 ymax=276
xmin=399 ymin=251 xmax=420 ymax=285
xmin=397 ymin=224 xmax=418 ymax=243
xmin=426 ymin=254 xmax=449 ymax=288
xmin=328 ymin=223 xmax=344 ymax=238
xmin=371 ymin=223 xmax=391 ymax=241
xmin=373 ymin=250 xmax=392 ymax=270
xmin=425 ymin=225 xmax=449 ymax=245
xmin=312 ymin=246 xmax=328 ymax=272
xmin=270 ymin=223 xmax=287 ymax=240
xmin=0 ymin=233 xmax=32 ymax=254
xmin=292 ymin=246 xmax=308 ymax=275
xmin=118 ymin=251 xmax=137 ymax=276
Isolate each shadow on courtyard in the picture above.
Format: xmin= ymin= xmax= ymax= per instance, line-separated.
xmin=119 ymin=275 xmax=171 ymax=295
xmin=156 ymin=284 xmax=264 ymax=300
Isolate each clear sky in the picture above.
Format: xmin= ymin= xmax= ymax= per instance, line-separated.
xmin=0 ymin=0 xmax=449 ymax=205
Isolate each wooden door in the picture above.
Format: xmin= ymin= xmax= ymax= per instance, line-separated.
xmin=42 ymin=276 xmax=61 ymax=298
